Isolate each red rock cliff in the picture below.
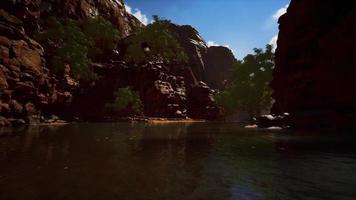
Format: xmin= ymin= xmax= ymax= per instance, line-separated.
xmin=271 ymin=0 xmax=356 ymax=128
xmin=0 ymin=0 xmax=143 ymax=125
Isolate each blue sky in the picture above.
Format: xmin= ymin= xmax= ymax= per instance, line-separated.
xmin=125 ymin=0 xmax=290 ymax=59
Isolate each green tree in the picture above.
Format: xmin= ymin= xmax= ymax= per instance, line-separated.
xmin=106 ymin=87 xmax=143 ymax=116
xmin=215 ymin=44 xmax=274 ymax=117
xmin=81 ymin=17 xmax=120 ymax=61
xmin=36 ymin=17 xmax=120 ymax=80
xmin=123 ymin=16 xmax=188 ymax=64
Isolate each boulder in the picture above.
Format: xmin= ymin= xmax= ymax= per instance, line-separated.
xmin=0 ymin=116 xmax=10 ymax=127
xmin=187 ymin=82 xmax=223 ymax=120
xmin=9 ymin=100 xmax=23 ymax=115
xmin=0 ymin=67 xmax=8 ymax=89
xmin=10 ymin=39 xmax=43 ymax=75
xmin=24 ymin=102 xmax=36 ymax=115
xmin=8 ymin=118 xmax=26 ymax=126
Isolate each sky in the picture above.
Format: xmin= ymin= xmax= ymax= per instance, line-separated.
xmin=125 ymin=0 xmax=290 ymax=59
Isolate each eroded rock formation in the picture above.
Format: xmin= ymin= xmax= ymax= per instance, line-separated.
xmin=169 ymin=24 xmax=236 ymax=89
xmin=204 ymin=46 xmax=236 ymax=89
xmin=0 ymin=9 xmax=72 ymax=125
xmin=169 ymin=24 xmax=208 ymax=83
xmin=41 ymin=0 xmax=143 ymax=37
xmin=0 ymin=0 xmax=142 ymax=125
xmin=0 ymin=0 xmax=226 ymax=125
xmin=271 ymin=0 xmax=356 ymax=129
xmin=69 ymin=62 xmax=223 ymax=121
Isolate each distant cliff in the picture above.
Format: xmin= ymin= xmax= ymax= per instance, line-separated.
xmin=169 ymin=24 xmax=236 ymax=89
xmin=271 ymin=0 xmax=356 ymax=129
xmin=204 ymin=46 xmax=236 ymax=89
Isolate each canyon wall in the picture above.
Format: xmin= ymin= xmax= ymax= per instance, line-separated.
xmin=0 ymin=0 xmax=233 ymax=124
xmin=271 ymin=0 xmax=356 ymax=129
xmin=0 ymin=0 xmax=143 ymax=124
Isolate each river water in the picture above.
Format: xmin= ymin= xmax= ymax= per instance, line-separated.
xmin=0 ymin=123 xmax=355 ymax=200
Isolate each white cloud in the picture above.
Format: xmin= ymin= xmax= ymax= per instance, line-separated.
xmin=207 ymin=41 xmax=230 ymax=48
xmin=207 ymin=41 xmax=219 ymax=47
xmin=124 ymin=4 xmax=132 ymax=14
xmin=272 ymin=4 xmax=289 ymax=20
xmin=269 ymin=35 xmax=278 ymax=52
xmin=207 ymin=41 xmax=234 ymax=53
xmin=268 ymin=4 xmax=289 ymax=52
xmin=125 ymin=4 xmax=149 ymax=25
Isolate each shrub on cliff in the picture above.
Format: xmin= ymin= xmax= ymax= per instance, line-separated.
xmin=106 ymin=87 xmax=143 ymax=116
xmin=36 ymin=17 xmax=120 ymax=80
xmin=215 ymin=44 xmax=274 ymax=117
xmin=123 ymin=16 xmax=188 ymax=64
xmin=81 ymin=17 xmax=120 ymax=61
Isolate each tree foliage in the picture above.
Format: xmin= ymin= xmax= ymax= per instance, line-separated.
xmin=81 ymin=18 xmax=120 ymax=61
xmin=106 ymin=87 xmax=143 ymax=116
xmin=215 ymin=44 xmax=275 ymax=116
xmin=36 ymin=17 xmax=120 ymax=80
xmin=123 ymin=16 xmax=188 ymax=64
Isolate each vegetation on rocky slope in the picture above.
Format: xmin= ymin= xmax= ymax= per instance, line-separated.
xmin=215 ymin=44 xmax=274 ymax=117
xmin=106 ymin=87 xmax=143 ymax=117
xmin=35 ymin=17 xmax=120 ymax=80
xmin=122 ymin=16 xmax=188 ymax=65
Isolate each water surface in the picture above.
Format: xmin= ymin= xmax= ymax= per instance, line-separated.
xmin=0 ymin=123 xmax=355 ymax=200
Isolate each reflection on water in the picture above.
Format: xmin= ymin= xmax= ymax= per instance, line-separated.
xmin=0 ymin=123 xmax=356 ymax=200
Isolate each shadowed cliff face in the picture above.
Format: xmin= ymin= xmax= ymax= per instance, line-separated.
xmin=169 ymin=24 xmax=236 ymax=89
xmin=169 ymin=24 xmax=208 ymax=83
xmin=271 ymin=0 xmax=356 ymax=128
xmin=204 ymin=46 xmax=236 ymax=90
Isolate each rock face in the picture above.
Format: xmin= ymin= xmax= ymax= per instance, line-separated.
xmin=0 ymin=0 xmax=142 ymax=125
xmin=0 ymin=9 xmax=71 ymax=123
xmin=0 ymin=0 xmax=143 ymax=37
xmin=169 ymin=24 xmax=208 ymax=83
xmin=0 ymin=0 xmax=42 ymax=36
xmin=0 ymin=0 xmax=227 ymax=125
xmin=169 ymin=24 xmax=236 ymax=89
xmin=204 ymin=46 xmax=236 ymax=89
xmin=70 ymin=62 xmax=223 ymax=120
xmin=271 ymin=0 xmax=356 ymax=129
xmin=40 ymin=0 xmax=143 ymax=37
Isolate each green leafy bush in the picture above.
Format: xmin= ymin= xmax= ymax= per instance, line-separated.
xmin=81 ymin=17 xmax=120 ymax=61
xmin=123 ymin=16 xmax=188 ymax=64
xmin=36 ymin=17 xmax=120 ymax=80
xmin=215 ymin=44 xmax=274 ymax=117
xmin=106 ymin=87 xmax=143 ymax=116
